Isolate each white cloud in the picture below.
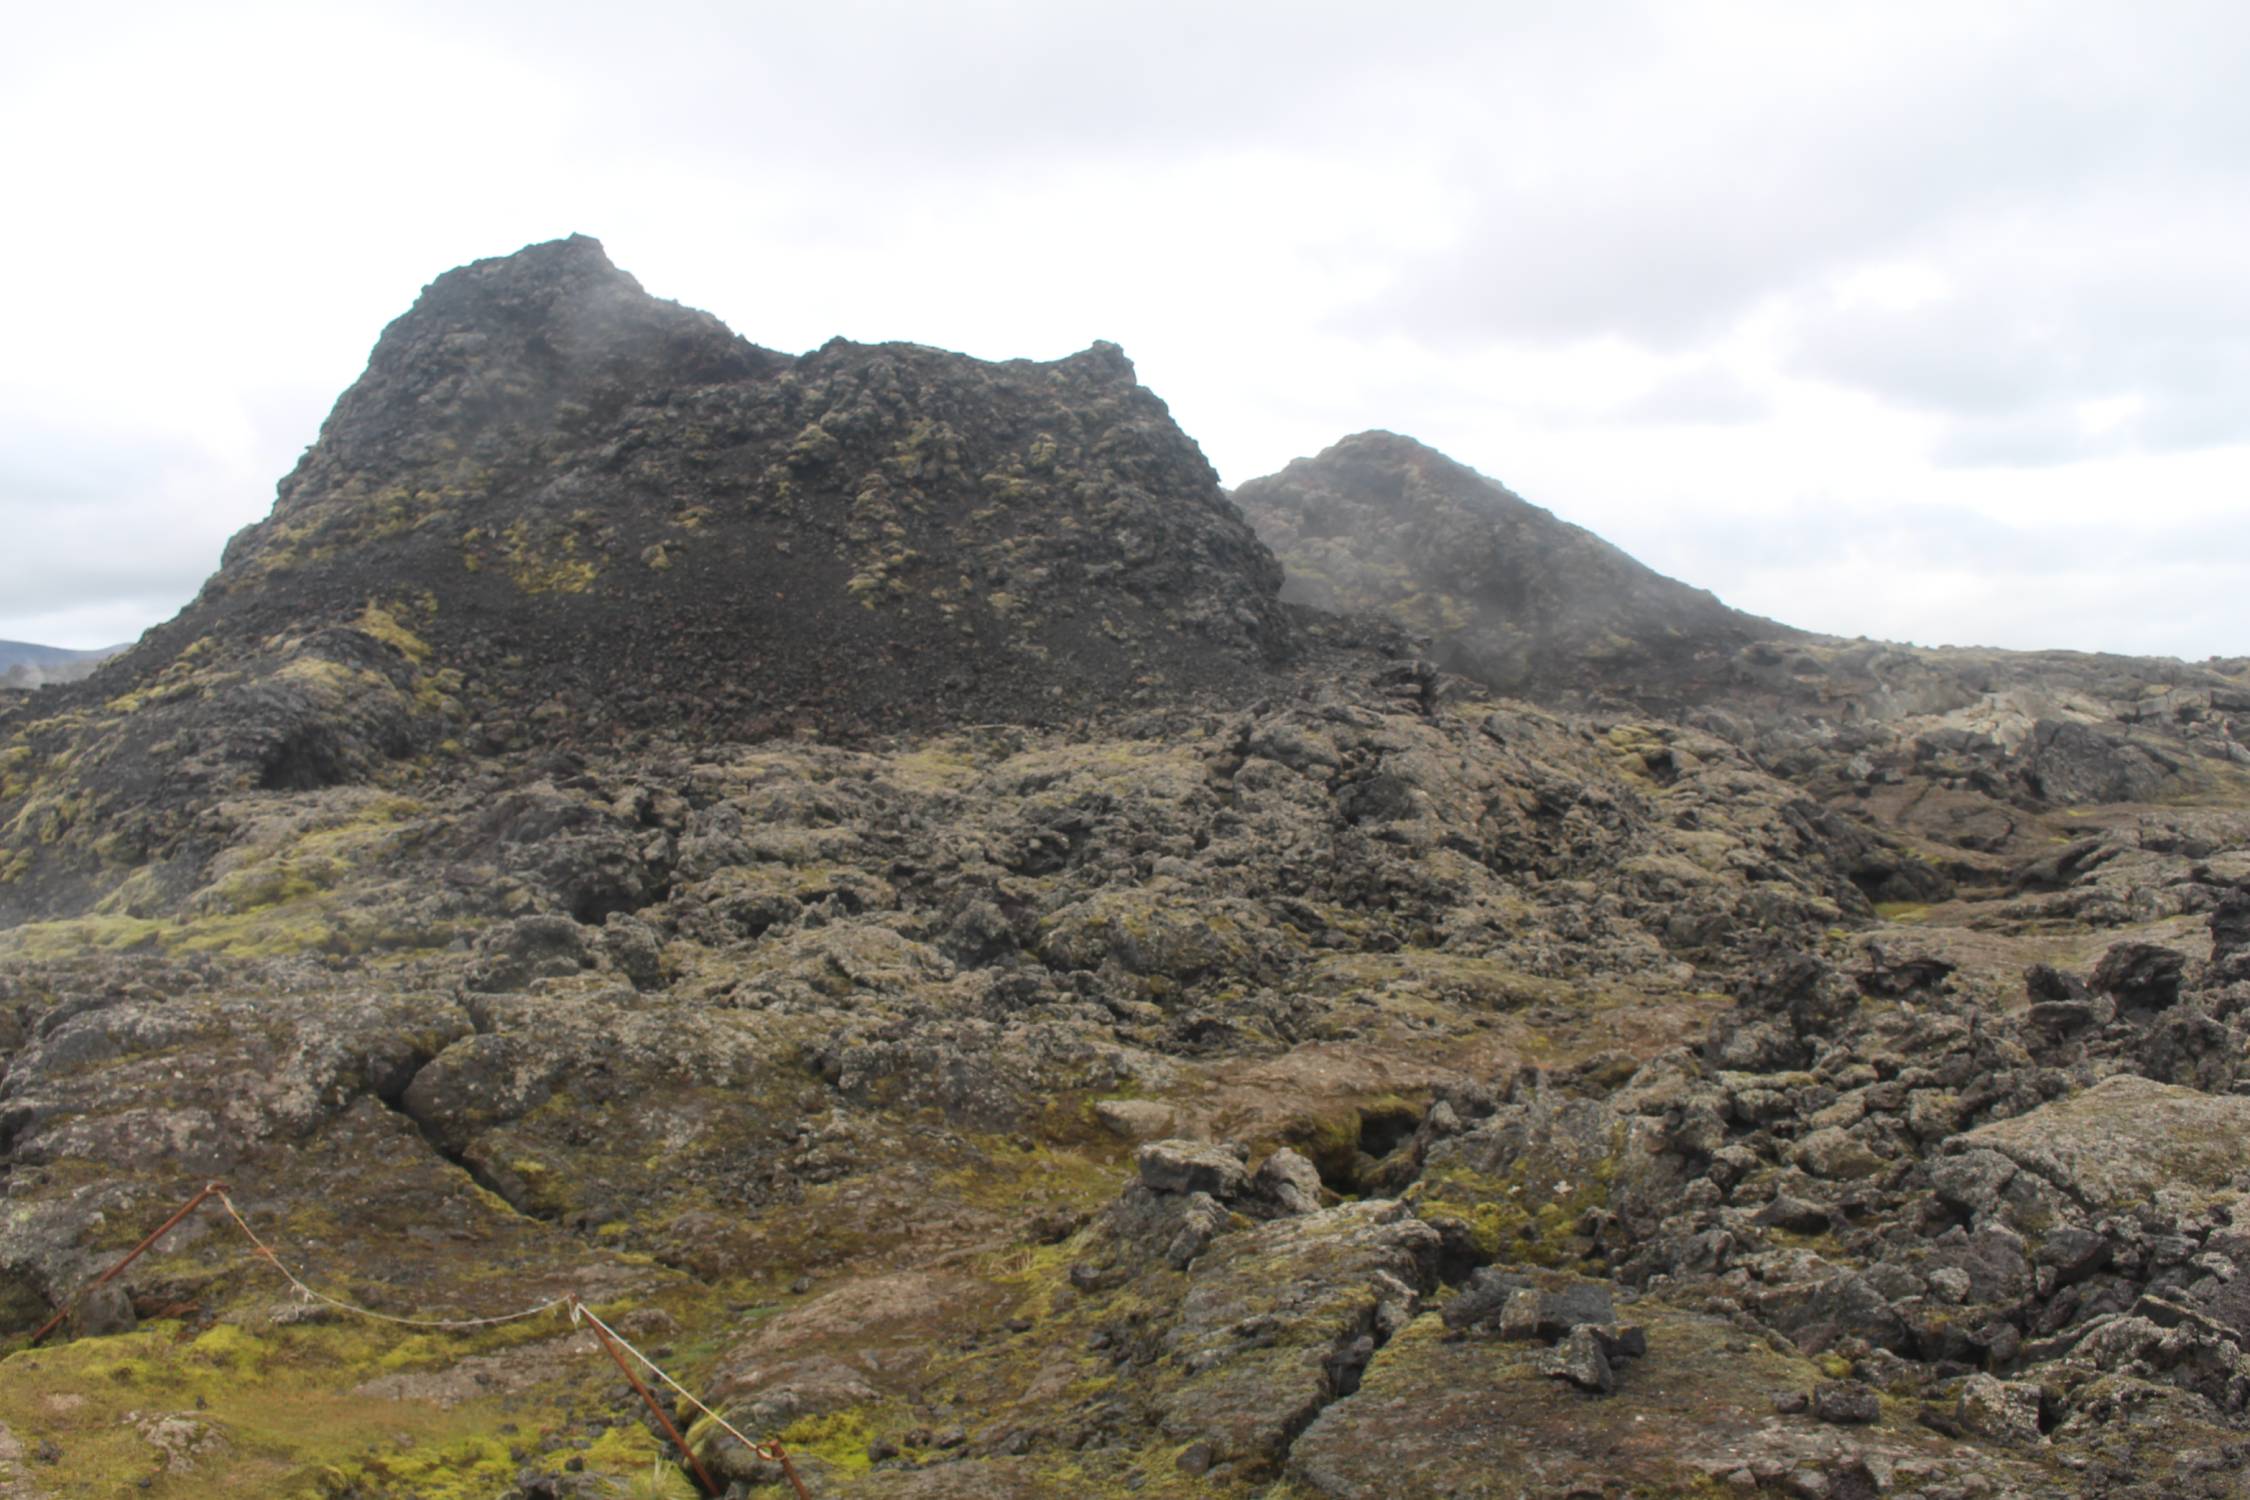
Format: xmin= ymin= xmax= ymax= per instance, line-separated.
xmin=1611 ymin=366 xmax=1768 ymax=427
xmin=3 ymin=0 xmax=2247 ymax=659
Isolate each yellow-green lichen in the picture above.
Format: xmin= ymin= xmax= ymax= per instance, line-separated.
xmin=1408 ymin=1153 xmax=1619 ymax=1268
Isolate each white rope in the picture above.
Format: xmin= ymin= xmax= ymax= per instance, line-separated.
xmin=216 ymin=1191 xmax=570 ymax=1331
xmin=570 ymin=1299 xmax=782 ymax=1462
xmin=218 ymin=1193 xmax=775 ymax=1452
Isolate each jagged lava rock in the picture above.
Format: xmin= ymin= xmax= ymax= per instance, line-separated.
xmin=1950 ymin=1072 xmax=2250 ymax=1212
xmin=0 ymin=235 xmax=1295 ymax=917
xmin=4 ymin=236 xmax=2250 ymax=1500
xmin=201 ymin=234 xmax=1294 ymax=729
xmin=1237 ymin=431 xmax=2250 ymax=869
xmin=1235 ymin=431 xmax=1780 ymax=707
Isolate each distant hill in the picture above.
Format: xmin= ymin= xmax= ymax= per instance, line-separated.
xmin=1234 ymin=431 xmax=1788 ymax=708
xmin=1238 ymin=430 xmax=2250 ymax=864
xmin=0 ymin=638 xmax=125 ymax=689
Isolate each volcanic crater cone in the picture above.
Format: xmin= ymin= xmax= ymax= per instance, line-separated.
xmin=0 ymin=235 xmax=1298 ymax=916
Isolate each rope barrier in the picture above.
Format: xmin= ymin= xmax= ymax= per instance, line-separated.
xmin=23 ymin=1181 xmax=809 ymax=1498
xmin=570 ymin=1299 xmax=809 ymax=1498
xmin=25 ymin=1180 xmax=232 ymax=1346
xmin=214 ymin=1190 xmax=570 ymax=1331
xmin=572 ymin=1297 xmax=723 ymax=1497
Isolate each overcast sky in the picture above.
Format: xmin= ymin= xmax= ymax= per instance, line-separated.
xmin=6 ymin=1 xmax=2247 ymax=658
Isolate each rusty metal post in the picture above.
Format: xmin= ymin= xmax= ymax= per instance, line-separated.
xmin=776 ymin=1444 xmax=812 ymax=1499
xmin=28 ymin=1181 xmax=228 ymax=1346
xmin=576 ymin=1298 xmax=723 ymax=1497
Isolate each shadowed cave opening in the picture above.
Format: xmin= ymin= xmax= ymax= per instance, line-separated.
xmin=255 ymin=725 xmax=352 ymax=791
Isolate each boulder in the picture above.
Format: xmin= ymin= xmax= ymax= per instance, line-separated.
xmin=1250 ymin=1147 xmax=1324 ymax=1216
xmin=1157 ymin=1201 xmax=1440 ymax=1468
xmin=68 ymin=1281 xmax=136 ymax=1338
xmin=1135 ymin=1139 xmax=1249 ymax=1200
xmin=1811 ymin=1380 xmax=1881 ymax=1425
xmin=1792 ymin=1125 xmax=1888 ymax=1181
xmin=2090 ymin=941 xmax=2187 ymax=1011
xmin=1093 ymin=1099 xmax=1180 ymax=1142
xmin=1951 ymin=1074 xmax=2250 ymax=1214
xmin=1286 ymin=1302 xmax=2050 ymax=1498
xmin=1957 ymin=1374 xmax=2044 ymax=1445
xmin=1541 ymin=1324 xmax=1617 ymax=1394
xmin=1497 ymin=1282 xmax=1616 ymax=1342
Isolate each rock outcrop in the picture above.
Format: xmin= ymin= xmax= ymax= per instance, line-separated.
xmin=1 ymin=239 xmax=2247 ymax=1499
xmin=0 ymin=235 xmax=1297 ymax=921
xmin=1235 ymin=430 xmax=1783 ymax=707
xmin=1240 ymin=431 xmax=2250 ymax=905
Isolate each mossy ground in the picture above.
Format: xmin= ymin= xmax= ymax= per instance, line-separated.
xmin=0 ymin=790 xmax=464 ymax=961
xmin=0 ymin=908 xmax=417 ymax=963
xmin=0 ymin=1100 xmax=783 ymax=1497
xmin=0 ymin=1313 xmax=670 ymax=1499
xmin=1407 ymin=1154 xmax=1618 ymax=1269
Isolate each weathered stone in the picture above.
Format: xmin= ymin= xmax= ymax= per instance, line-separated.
xmin=2034 ymin=1224 xmax=2112 ymax=1283
xmin=1957 ymin=1374 xmax=2044 ymax=1445
xmin=1135 ymin=1139 xmax=1249 ymax=1200
xmin=1810 ymin=1380 xmax=1880 ymax=1425
xmin=1092 ymin=1099 xmax=1180 ymax=1142
xmin=1931 ymin=1224 xmax=2032 ymax=1304
xmin=1953 ymin=1074 xmax=2250 ymax=1213
xmin=1541 ymin=1325 xmax=1617 ymax=1394
xmin=1157 ymin=1201 xmax=1439 ymax=1467
xmin=1904 ymin=1088 xmax=1963 ymax=1143
xmin=1925 ymin=1266 xmax=1971 ymax=1304
xmin=1757 ymin=1196 xmax=1835 ymax=1234
xmin=68 ymin=1281 xmax=135 ymax=1338
xmin=1163 ymin=1191 xmax=1229 ymax=1270
xmin=467 ymin=913 xmax=594 ymax=992
xmin=1746 ymin=1268 xmax=1911 ymax=1355
xmin=1495 ymin=1282 xmax=1616 ymax=1343
xmin=2090 ymin=941 xmax=2187 ymax=1010
xmin=597 ymin=912 xmax=666 ymax=990
xmin=1792 ymin=1126 xmax=1887 ymax=1181
xmin=1250 ymin=1146 xmax=1324 ymax=1216
xmin=1590 ymin=1323 xmax=1648 ymax=1362
xmin=1440 ymin=1266 xmax=1529 ymax=1332
xmin=2213 ymin=891 xmax=2250 ymax=961
xmin=134 ymin=1413 xmax=227 ymax=1475
xmin=1286 ymin=1301 xmax=2063 ymax=1498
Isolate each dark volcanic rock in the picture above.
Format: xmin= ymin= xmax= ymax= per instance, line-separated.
xmin=1811 ymin=1379 xmax=1881 ymax=1425
xmin=1235 ymin=431 xmax=1781 ymax=707
xmin=1236 ymin=432 xmax=2250 ymax=873
xmin=0 ymin=235 xmax=1297 ymax=917
xmin=5 ymin=239 xmax=2250 ymax=1500
xmin=208 ymin=234 xmax=1298 ymax=730
xmin=1135 ymin=1139 xmax=1250 ymax=1200
xmin=2091 ymin=940 xmax=2188 ymax=1011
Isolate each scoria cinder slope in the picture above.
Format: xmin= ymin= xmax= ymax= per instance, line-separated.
xmin=3 ymin=238 xmax=2250 ymax=1500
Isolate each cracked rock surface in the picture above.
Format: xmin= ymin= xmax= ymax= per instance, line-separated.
xmin=3 ymin=238 xmax=2249 ymax=1498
